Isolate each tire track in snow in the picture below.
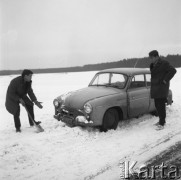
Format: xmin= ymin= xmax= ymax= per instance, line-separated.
xmin=84 ymin=130 xmax=181 ymax=180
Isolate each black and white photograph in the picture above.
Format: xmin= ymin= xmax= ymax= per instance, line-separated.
xmin=0 ymin=0 xmax=181 ymax=179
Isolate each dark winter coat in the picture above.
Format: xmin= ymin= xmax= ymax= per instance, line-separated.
xmin=5 ymin=76 xmax=37 ymax=115
xmin=150 ymin=58 xmax=176 ymax=99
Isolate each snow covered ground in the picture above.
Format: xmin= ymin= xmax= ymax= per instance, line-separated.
xmin=0 ymin=69 xmax=181 ymax=180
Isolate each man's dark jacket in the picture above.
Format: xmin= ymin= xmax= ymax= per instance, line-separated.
xmin=150 ymin=58 xmax=176 ymax=99
xmin=5 ymin=76 xmax=37 ymax=115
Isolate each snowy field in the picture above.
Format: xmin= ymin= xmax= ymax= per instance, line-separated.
xmin=0 ymin=69 xmax=181 ymax=180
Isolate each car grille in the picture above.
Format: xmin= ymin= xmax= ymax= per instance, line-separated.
xmin=61 ymin=106 xmax=84 ymax=119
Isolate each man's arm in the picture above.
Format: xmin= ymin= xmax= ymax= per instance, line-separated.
xmin=28 ymin=85 xmax=43 ymax=109
xmin=163 ymin=62 xmax=177 ymax=83
xmin=27 ymin=85 xmax=37 ymax=101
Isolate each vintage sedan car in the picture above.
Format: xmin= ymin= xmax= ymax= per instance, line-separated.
xmin=53 ymin=68 xmax=173 ymax=131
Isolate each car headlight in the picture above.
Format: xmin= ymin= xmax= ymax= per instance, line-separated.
xmin=84 ymin=103 xmax=92 ymax=114
xmin=53 ymin=99 xmax=60 ymax=107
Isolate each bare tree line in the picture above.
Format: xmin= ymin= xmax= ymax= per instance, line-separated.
xmin=1 ymin=54 xmax=180 ymax=76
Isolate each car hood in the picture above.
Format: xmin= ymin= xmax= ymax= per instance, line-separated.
xmin=59 ymin=86 xmax=122 ymax=109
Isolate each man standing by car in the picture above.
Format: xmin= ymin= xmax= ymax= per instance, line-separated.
xmin=149 ymin=50 xmax=176 ymax=130
xmin=5 ymin=69 xmax=43 ymax=132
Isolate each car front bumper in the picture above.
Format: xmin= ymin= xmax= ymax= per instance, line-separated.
xmin=54 ymin=113 xmax=94 ymax=127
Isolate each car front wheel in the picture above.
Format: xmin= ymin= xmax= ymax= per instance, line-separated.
xmin=101 ymin=108 xmax=119 ymax=132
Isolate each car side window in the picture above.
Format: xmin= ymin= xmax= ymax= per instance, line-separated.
xmin=129 ymin=74 xmax=146 ymax=89
xmin=145 ymin=74 xmax=151 ymax=86
xmin=111 ymin=74 xmax=127 ymax=88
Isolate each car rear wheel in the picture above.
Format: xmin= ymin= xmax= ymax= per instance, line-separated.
xmin=101 ymin=108 xmax=119 ymax=132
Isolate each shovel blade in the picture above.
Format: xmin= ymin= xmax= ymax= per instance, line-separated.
xmin=35 ymin=124 xmax=44 ymax=133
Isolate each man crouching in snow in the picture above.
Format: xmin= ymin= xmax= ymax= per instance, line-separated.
xmin=149 ymin=50 xmax=176 ymax=130
xmin=5 ymin=69 xmax=43 ymax=132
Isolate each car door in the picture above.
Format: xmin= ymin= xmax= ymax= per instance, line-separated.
xmin=145 ymin=73 xmax=155 ymax=112
xmin=127 ymin=74 xmax=150 ymax=118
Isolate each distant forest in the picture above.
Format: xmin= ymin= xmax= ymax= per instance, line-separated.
xmin=0 ymin=54 xmax=181 ymax=76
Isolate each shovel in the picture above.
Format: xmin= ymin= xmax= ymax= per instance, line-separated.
xmin=24 ymin=105 xmax=44 ymax=133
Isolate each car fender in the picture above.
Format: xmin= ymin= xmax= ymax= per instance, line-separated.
xmin=88 ymin=94 xmax=127 ymax=126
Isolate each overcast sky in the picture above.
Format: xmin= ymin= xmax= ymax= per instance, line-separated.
xmin=0 ymin=0 xmax=181 ymax=70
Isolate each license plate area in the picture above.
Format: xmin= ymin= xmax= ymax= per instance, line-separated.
xmin=62 ymin=116 xmax=75 ymax=126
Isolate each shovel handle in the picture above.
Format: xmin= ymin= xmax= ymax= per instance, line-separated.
xmin=24 ymin=105 xmax=36 ymax=125
xmin=24 ymin=105 xmax=44 ymax=132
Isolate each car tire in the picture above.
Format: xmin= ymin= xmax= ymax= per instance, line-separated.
xmin=101 ymin=108 xmax=119 ymax=132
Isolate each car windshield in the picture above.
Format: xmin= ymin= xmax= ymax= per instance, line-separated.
xmin=89 ymin=73 xmax=128 ymax=89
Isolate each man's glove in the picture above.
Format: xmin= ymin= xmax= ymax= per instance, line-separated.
xmin=19 ymin=98 xmax=25 ymax=106
xmin=34 ymin=100 xmax=43 ymax=109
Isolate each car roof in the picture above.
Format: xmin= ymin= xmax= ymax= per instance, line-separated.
xmin=98 ymin=68 xmax=150 ymax=76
